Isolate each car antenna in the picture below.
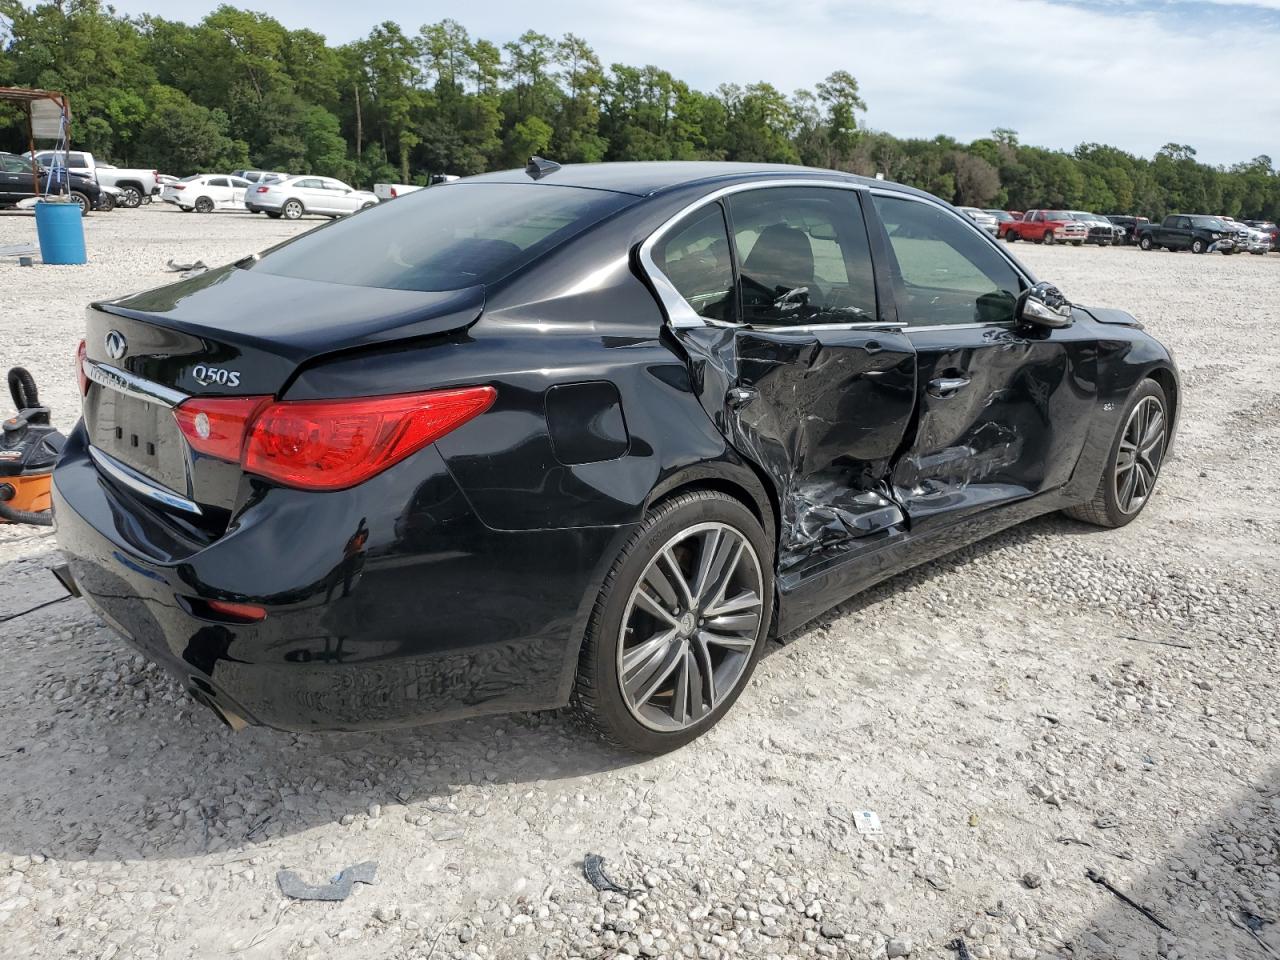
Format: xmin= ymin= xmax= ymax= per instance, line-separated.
xmin=525 ymin=156 xmax=561 ymax=180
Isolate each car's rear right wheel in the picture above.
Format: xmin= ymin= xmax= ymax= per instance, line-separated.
xmin=119 ymin=186 xmax=143 ymax=208
xmin=573 ymin=490 xmax=773 ymax=754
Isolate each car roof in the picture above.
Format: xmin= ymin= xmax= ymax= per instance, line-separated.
xmin=463 ymin=160 xmax=924 ymax=199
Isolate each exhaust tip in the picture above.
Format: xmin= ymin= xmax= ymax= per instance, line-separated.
xmin=187 ymin=685 xmax=249 ymax=732
xmin=50 ymin=563 xmax=80 ymax=597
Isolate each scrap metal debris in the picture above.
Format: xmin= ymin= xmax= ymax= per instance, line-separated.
xmin=583 ymin=854 xmax=639 ymax=895
xmin=1085 ymin=868 xmax=1172 ymax=932
xmin=947 ymin=937 xmax=974 ymax=960
xmin=276 ymin=861 xmax=378 ymax=901
xmin=165 ymin=258 xmax=207 ymax=278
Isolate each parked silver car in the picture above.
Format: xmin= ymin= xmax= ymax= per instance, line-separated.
xmin=244 ymin=175 xmax=378 ymax=220
xmin=957 ymin=206 xmax=999 ymax=236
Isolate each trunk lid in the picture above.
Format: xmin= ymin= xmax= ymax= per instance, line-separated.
xmin=81 ymin=266 xmax=484 ymax=531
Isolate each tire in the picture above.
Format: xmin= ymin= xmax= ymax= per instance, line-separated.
xmin=1139 ymin=235 xmax=1153 ymax=250
xmin=1191 ymin=238 xmax=1206 ymax=254
xmin=282 ymin=199 xmax=304 ymax=220
xmin=1043 ymin=230 xmax=1055 ymax=245
xmin=119 ymin=185 xmax=143 ymax=208
xmin=70 ymin=191 xmax=90 ymax=216
xmin=1063 ymin=379 xmax=1169 ymax=529
xmin=572 ymin=490 xmax=774 ymax=754
xmin=361 ymin=201 xmax=376 ymax=211
xmin=266 ymin=211 xmax=282 ymax=219
xmin=98 ymin=193 xmax=116 ymax=212
xmin=1005 ymin=231 xmax=1017 ymax=243
xmin=194 ymin=196 xmax=214 ymax=214
xmin=1072 ymin=241 xmax=1083 ymax=247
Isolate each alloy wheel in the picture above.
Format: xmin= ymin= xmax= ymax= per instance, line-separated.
xmin=617 ymin=521 xmax=764 ymax=732
xmin=121 ymin=186 xmax=142 ymax=208
xmin=1114 ymin=395 xmax=1166 ymax=515
xmin=283 ymin=200 xmax=303 ymax=220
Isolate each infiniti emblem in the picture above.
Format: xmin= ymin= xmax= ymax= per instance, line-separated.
xmin=104 ymin=330 xmax=127 ymax=360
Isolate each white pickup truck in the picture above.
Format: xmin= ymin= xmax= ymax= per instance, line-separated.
xmin=33 ymin=150 xmax=161 ymax=208
xmin=373 ymin=174 xmax=459 ymax=201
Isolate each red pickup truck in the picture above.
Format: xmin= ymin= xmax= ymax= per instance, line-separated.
xmin=1001 ymin=210 xmax=1088 ymax=246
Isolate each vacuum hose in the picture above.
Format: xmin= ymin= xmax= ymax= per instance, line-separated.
xmin=0 ymin=484 xmax=53 ymax=526
xmin=9 ymin=367 xmax=39 ymax=411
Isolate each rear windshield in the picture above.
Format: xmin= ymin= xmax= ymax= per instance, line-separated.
xmin=251 ymin=182 xmax=635 ymax=291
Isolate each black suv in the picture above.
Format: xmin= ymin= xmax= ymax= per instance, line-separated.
xmin=1104 ymin=215 xmax=1148 ymax=245
xmin=0 ymin=152 xmax=104 ymax=215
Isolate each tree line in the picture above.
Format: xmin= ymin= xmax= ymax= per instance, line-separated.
xmin=2 ymin=0 xmax=1277 ymax=220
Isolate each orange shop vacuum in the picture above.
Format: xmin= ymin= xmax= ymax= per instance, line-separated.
xmin=0 ymin=368 xmax=65 ymax=527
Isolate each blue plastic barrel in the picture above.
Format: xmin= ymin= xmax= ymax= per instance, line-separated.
xmin=34 ymin=200 xmax=87 ymax=265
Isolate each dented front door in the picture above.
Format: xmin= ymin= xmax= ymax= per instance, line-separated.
xmin=657 ymin=186 xmax=918 ymax=570
xmin=869 ymin=192 xmax=1097 ymax=531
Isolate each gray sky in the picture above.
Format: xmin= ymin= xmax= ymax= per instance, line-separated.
xmin=106 ymin=0 xmax=1280 ymax=166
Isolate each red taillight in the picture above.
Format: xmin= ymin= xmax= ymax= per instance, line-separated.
xmin=390 ymin=187 xmax=398 ymax=198
xmin=203 ymin=599 xmax=267 ymax=622
xmin=172 ymin=184 xmax=185 ymax=191
xmin=75 ymin=339 xmax=88 ymax=395
xmin=244 ymin=387 xmax=496 ymax=490
xmin=173 ymin=396 xmax=272 ymax=461
xmin=256 ymin=186 xmax=269 ymax=193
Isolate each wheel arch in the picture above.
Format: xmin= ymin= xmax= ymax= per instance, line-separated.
xmin=644 ymin=461 xmax=778 ymax=562
xmin=1145 ymin=363 xmax=1180 ymax=446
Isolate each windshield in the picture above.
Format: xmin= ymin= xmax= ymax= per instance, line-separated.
xmin=252 ymin=182 xmax=636 ymax=292
xmin=1190 ymin=216 xmax=1229 ymax=230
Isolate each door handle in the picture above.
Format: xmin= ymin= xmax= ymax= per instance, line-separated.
xmin=726 ymin=386 xmax=758 ymax=409
xmin=927 ymin=376 xmax=970 ymax=399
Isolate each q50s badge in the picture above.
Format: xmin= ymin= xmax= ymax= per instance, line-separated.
xmin=191 ymin=365 xmax=242 ymax=387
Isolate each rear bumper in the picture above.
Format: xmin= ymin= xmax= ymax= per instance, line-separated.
xmin=244 ymin=199 xmax=282 ymax=213
xmin=52 ymin=422 xmax=631 ymax=733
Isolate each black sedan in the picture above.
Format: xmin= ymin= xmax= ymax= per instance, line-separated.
xmin=53 ymin=161 xmax=1179 ymax=753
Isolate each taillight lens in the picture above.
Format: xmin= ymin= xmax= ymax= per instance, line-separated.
xmin=256 ymin=186 xmax=269 ymax=193
xmin=75 ymin=339 xmax=88 ymax=394
xmin=173 ymin=396 xmax=272 ymax=461
xmin=172 ymin=184 xmax=185 ymax=191
xmin=172 ymin=387 xmax=495 ymax=491
xmin=244 ymin=387 xmax=496 ymax=490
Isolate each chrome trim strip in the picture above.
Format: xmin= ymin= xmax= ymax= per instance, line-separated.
xmin=89 ymin=446 xmax=204 ymax=516
xmin=639 ymin=178 xmax=873 ymax=332
xmin=83 ymin=359 xmax=188 ymax=408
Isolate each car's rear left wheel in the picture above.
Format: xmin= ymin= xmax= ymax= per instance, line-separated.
xmin=573 ymin=490 xmax=773 ymax=754
xmin=282 ymin=199 xmax=303 ymax=220
xmin=195 ymin=196 xmax=214 ymax=214
xmin=120 ymin=186 xmax=142 ymax=208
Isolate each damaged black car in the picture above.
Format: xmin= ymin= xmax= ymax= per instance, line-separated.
xmin=53 ymin=160 xmax=1179 ymax=753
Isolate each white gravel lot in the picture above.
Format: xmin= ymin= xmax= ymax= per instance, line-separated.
xmin=0 ymin=205 xmax=1277 ymax=960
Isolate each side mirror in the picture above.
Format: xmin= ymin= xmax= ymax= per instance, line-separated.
xmin=1017 ymin=281 xmax=1073 ymax=329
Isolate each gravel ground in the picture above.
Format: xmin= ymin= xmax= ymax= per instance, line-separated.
xmin=0 ymin=206 xmax=1277 ymax=960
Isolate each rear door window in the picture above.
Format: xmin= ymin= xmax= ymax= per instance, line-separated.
xmin=253 ymin=183 xmax=635 ymax=292
xmin=727 ymin=187 xmax=877 ymax=326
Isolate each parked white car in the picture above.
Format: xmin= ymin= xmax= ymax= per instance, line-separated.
xmin=373 ymin=174 xmax=459 ymax=201
xmin=245 ymin=175 xmax=378 ymax=219
xmin=32 ymin=150 xmax=160 ymax=207
xmin=161 ymin=174 xmax=252 ymax=213
xmin=958 ymin=206 xmax=1000 ymax=236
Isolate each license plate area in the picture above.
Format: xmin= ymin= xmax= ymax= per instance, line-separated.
xmin=84 ymin=383 xmax=190 ymax=498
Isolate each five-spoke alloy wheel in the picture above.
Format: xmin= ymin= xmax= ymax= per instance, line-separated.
xmin=1064 ymin=379 xmax=1169 ymax=528
xmin=618 ymin=521 xmax=764 ymax=732
xmin=1113 ymin=394 xmax=1167 ymax=515
xmin=574 ymin=490 xmax=773 ymax=753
